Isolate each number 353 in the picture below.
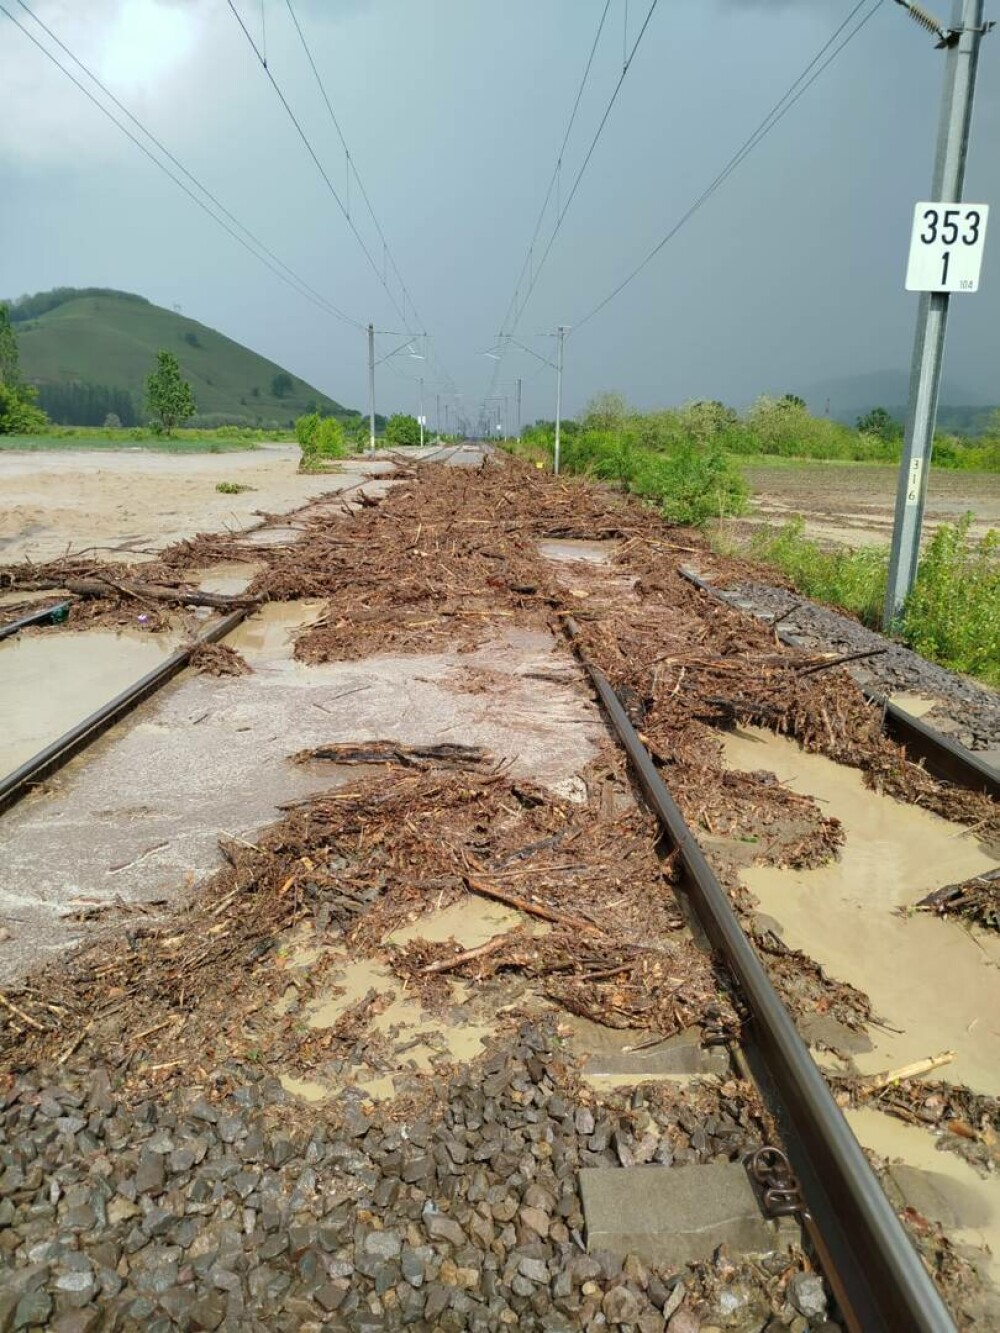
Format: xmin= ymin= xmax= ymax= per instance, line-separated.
xmin=920 ymin=207 xmax=982 ymax=247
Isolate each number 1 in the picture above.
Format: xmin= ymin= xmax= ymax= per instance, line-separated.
xmin=941 ymin=251 xmax=950 ymax=285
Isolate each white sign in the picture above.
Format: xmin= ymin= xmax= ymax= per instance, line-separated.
xmin=906 ymin=201 xmax=989 ymax=293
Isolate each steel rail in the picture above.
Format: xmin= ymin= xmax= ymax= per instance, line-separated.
xmin=0 ymin=609 xmax=247 ymax=816
xmin=678 ymin=566 xmax=998 ymax=798
xmin=564 ymin=615 xmax=957 ymax=1333
xmin=0 ymin=600 xmax=72 ymax=642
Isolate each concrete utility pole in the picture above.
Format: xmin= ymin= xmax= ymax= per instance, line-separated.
xmin=436 ymin=392 xmax=441 ymax=439
xmin=883 ymin=0 xmax=988 ymax=626
xmin=418 ymin=377 xmax=425 ymax=448
xmin=516 ymin=377 xmax=522 ymax=441
xmin=367 ymin=323 xmax=376 ymax=455
xmin=553 ymin=326 xmax=566 ymax=476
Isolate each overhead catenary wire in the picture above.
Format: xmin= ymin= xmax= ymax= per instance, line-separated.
xmin=1 ymin=0 xmax=364 ymax=329
xmin=571 ymin=0 xmax=886 ymax=333
xmin=482 ymin=0 xmax=659 ymax=418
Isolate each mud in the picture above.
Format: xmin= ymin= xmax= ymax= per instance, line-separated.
xmin=739 ymin=463 xmax=1000 ymax=549
xmin=0 ymin=446 xmax=393 ymax=562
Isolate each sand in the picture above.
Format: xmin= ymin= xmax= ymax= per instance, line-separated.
xmin=0 ymin=444 xmax=383 ymax=562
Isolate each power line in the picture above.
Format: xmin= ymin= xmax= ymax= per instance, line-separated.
xmin=482 ymin=0 xmax=659 ymax=417
xmin=283 ymin=0 xmax=431 ymax=357
xmin=226 ymin=0 xmax=422 ymax=341
xmin=572 ymin=0 xmax=886 ymax=332
xmin=494 ymin=0 xmax=613 ymax=343
xmin=1 ymin=0 xmax=364 ymax=329
xmin=504 ymin=0 xmax=661 ymax=338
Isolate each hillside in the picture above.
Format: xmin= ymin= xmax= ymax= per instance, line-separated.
xmin=801 ymin=370 xmax=997 ymax=436
xmin=7 ymin=288 xmax=357 ymax=428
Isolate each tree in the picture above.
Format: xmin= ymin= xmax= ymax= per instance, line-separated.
xmin=145 ymin=350 xmax=195 ymax=434
xmin=385 ymin=413 xmax=421 ymax=446
xmin=857 ymin=406 xmax=901 ymax=442
xmin=780 ymin=393 xmax=807 ymax=411
xmin=0 ymin=303 xmax=47 ymax=435
xmin=0 ymin=303 xmax=23 ymax=390
xmin=271 ymin=372 xmax=293 ymax=399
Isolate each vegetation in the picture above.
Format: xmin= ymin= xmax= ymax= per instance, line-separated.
xmin=215 ymin=480 xmax=253 ymax=494
xmin=146 ymin=350 xmax=196 ymax=435
xmin=3 ymin=288 xmax=355 ymax=428
xmin=0 ymin=303 xmax=47 ymax=435
xmin=295 ymin=412 xmax=348 ymax=468
xmin=729 ymin=516 xmax=999 ymax=687
xmin=385 ymin=413 xmax=422 ymax=447
xmin=514 ymin=394 xmax=749 ymax=525
xmin=524 ymin=394 xmax=1000 ymax=473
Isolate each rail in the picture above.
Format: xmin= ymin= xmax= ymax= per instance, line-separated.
xmin=678 ymin=566 xmax=998 ymax=798
xmin=564 ymin=615 xmax=958 ymax=1333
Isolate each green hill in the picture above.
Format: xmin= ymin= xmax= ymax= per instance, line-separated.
xmin=6 ymin=288 xmax=358 ymax=428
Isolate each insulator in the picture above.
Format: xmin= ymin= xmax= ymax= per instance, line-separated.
xmin=904 ymin=1 xmax=946 ymax=37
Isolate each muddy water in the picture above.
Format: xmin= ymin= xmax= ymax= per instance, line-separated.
xmin=723 ymin=726 xmax=1000 ymax=1093
xmin=537 ymin=539 xmax=616 ymax=565
xmin=0 ymin=630 xmax=179 ymax=775
xmin=847 ymin=1107 xmax=1000 ymax=1286
xmin=225 ymin=600 xmax=326 ymax=663
xmin=192 ymin=562 xmax=263 ymax=596
xmin=276 ymin=899 xmax=530 ymax=1103
xmin=243 ymin=526 xmax=304 ymax=548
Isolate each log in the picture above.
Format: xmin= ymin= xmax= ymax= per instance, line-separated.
xmin=15 ymin=577 xmax=256 ymax=610
xmin=421 ymin=932 xmax=516 ymax=975
xmin=465 ymin=875 xmax=603 ymax=935
xmin=864 ymin=1050 xmax=956 ymax=1092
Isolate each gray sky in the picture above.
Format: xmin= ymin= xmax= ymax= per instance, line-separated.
xmin=1 ymin=0 xmax=997 ymax=425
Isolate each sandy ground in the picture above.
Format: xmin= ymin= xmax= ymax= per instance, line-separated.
xmin=740 ymin=463 xmax=1000 ymax=548
xmin=0 ymin=444 xmax=390 ymax=562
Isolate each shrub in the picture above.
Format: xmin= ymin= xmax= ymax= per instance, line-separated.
xmin=385 ymin=413 xmax=421 ymax=447
xmin=0 ymin=382 xmax=48 ymax=434
xmin=902 ymin=515 xmax=1000 ymax=685
xmin=216 ymin=481 xmax=253 ymax=494
xmin=295 ymin=412 xmax=347 ymax=465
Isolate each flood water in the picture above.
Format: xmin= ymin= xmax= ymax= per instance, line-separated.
xmin=537 ymin=539 xmax=617 ymax=565
xmin=723 ymin=725 xmax=1000 ymax=1094
xmin=0 ymin=630 xmax=178 ymax=775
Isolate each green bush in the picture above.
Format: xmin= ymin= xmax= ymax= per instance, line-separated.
xmin=385 ymin=413 xmax=421 ymax=447
xmin=295 ymin=412 xmax=347 ymax=464
xmin=732 ymin=516 xmax=999 ymax=686
xmin=902 ymin=515 xmax=1000 ymax=685
xmin=0 ymin=382 xmax=48 ymax=434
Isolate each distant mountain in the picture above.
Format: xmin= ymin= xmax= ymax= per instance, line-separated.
xmin=5 ymin=288 xmax=359 ymax=428
xmin=800 ymin=370 xmax=997 ymax=435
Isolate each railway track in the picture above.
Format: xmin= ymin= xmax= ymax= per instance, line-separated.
xmin=0 ymin=451 xmax=994 ymax=1330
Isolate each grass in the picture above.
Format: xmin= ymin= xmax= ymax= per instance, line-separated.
xmin=722 ymin=515 xmax=1000 ymax=687
xmin=9 ymin=290 xmax=353 ymax=426
xmin=215 ymin=481 xmax=254 ymax=494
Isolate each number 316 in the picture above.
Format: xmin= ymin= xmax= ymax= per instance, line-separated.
xmin=921 ymin=207 xmax=981 ymax=246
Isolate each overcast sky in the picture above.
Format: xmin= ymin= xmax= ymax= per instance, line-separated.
xmin=1 ymin=0 xmax=997 ymax=426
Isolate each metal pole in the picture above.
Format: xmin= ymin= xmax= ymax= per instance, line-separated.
xmin=516 ymin=377 xmax=522 ymax=441
xmin=367 ymin=322 xmax=376 ymax=455
xmin=883 ymin=0 xmax=986 ymax=627
xmin=436 ymin=392 xmax=441 ymax=439
xmin=419 ymin=377 xmax=425 ymax=448
xmin=554 ymin=325 xmax=565 ymax=475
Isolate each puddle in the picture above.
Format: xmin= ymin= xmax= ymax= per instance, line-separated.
xmin=0 ymin=630 xmax=179 ymax=775
xmin=537 ymin=539 xmax=616 ymax=565
xmin=890 ymin=692 xmax=940 ymax=720
xmin=847 ymin=1106 xmax=1000 ymax=1285
xmin=243 ymin=526 xmax=304 ymax=547
xmin=387 ymin=897 xmax=526 ymax=948
xmin=191 ymin=561 xmax=262 ymax=596
xmin=722 ymin=726 xmax=1000 ymax=1094
xmin=0 ymin=589 xmax=64 ymax=613
xmin=277 ymin=899 xmax=529 ymax=1102
xmin=224 ymin=599 xmax=326 ymax=664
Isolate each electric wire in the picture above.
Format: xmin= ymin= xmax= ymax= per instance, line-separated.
xmin=482 ymin=0 xmax=659 ymax=416
xmin=572 ymin=0 xmax=886 ymax=332
xmin=225 ymin=0 xmax=417 ymax=337
xmin=283 ymin=0 xmax=434 ymax=366
xmin=2 ymin=0 xmax=364 ymax=329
